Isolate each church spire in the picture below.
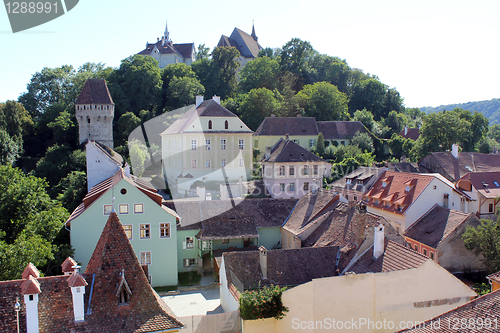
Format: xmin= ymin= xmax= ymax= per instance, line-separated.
xmin=251 ymin=20 xmax=258 ymax=42
xmin=163 ymin=20 xmax=171 ymax=44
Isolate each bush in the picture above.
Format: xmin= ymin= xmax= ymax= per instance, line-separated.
xmin=239 ymin=285 xmax=289 ymax=320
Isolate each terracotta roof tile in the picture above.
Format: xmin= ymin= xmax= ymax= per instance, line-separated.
xmin=457 ymin=171 xmax=500 ymax=199
xmin=22 ymin=263 xmax=40 ymax=280
xmin=398 ymin=288 xmax=500 ymax=332
xmin=61 ymin=257 xmax=77 ymax=274
xmin=487 ymin=271 xmax=500 ymax=284
xmin=398 ymin=127 xmax=420 ymax=140
xmin=404 ymin=204 xmax=479 ymax=248
xmin=75 ymin=79 xmax=114 ymax=105
xmin=348 ymin=240 xmax=428 ymax=274
xmin=262 ymin=138 xmax=327 ymax=163
xmin=67 ymin=272 xmax=88 ymax=288
xmin=21 ymin=275 xmax=41 ymax=295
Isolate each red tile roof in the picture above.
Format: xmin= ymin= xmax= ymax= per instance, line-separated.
xmin=398 ymin=288 xmax=500 ymax=332
xmin=61 ymin=257 xmax=77 ymax=274
xmin=75 ymin=79 xmax=114 ymax=105
xmin=364 ymin=171 xmax=435 ymax=215
xmin=347 ymin=239 xmax=428 ymax=274
xmin=316 ymin=121 xmax=366 ymax=140
xmin=487 ymin=271 xmax=500 ymax=284
xmin=21 ymin=275 xmax=41 ymax=295
xmin=398 ymin=127 xmax=420 ymax=140
xmin=22 ymin=262 xmax=40 ymax=279
xmin=457 ymin=171 xmax=500 ymax=199
xmin=253 ymin=117 xmax=319 ymax=136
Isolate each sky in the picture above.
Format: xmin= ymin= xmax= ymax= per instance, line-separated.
xmin=0 ymin=0 xmax=498 ymax=108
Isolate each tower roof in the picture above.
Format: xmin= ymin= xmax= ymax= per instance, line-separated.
xmin=75 ymin=79 xmax=114 ymax=105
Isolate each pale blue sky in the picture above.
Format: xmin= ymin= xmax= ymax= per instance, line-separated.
xmin=0 ymin=0 xmax=498 ymax=108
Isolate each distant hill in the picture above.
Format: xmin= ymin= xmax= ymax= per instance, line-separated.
xmin=420 ymin=98 xmax=500 ymax=125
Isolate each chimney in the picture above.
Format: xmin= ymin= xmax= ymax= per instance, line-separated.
xmin=212 ymin=95 xmax=221 ymax=104
xmin=259 ymin=246 xmax=268 ymax=279
xmin=195 ymin=95 xmax=204 ymax=107
xmin=373 ymin=224 xmax=385 ymax=259
xmin=21 ymin=275 xmax=41 ymax=333
xmin=452 ymin=144 xmax=459 ymax=158
xmin=404 ymin=125 xmax=408 ymax=136
xmin=285 ymin=133 xmax=289 ymax=140
xmin=67 ymin=265 xmax=88 ymax=322
xmin=124 ymin=163 xmax=131 ymax=177
xmin=265 ymin=146 xmax=271 ymax=159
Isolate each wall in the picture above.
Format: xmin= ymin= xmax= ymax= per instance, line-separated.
xmin=85 ymin=142 xmax=121 ymax=191
xmin=219 ymin=256 xmax=240 ymax=313
xmin=177 ymin=229 xmax=201 ymax=273
xmin=257 ymin=227 xmax=281 ymax=250
xmin=271 ymin=260 xmax=476 ymax=333
xmin=75 ymin=103 xmax=114 ymax=148
xmin=71 ymin=178 xmax=179 ymax=287
xmin=212 ymin=238 xmax=245 ymax=250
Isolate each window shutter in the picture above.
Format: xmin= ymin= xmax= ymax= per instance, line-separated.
xmin=183 ymin=241 xmax=186 ymax=250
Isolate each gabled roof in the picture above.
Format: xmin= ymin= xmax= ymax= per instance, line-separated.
xmin=253 ymin=117 xmax=319 ymax=136
xmin=398 ymin=127 xmax=420 ymax=140
xmin=160 ymin=99 xmax=251 ymax=135
xmin=348 ymin=239 xmax=428 ymax=274
xmin=386 ymin=161 xmax=423 ymax=173
xmin=66 ymin=168 xmax=175 ymax=225
xmin=217 ymin=27 xmax=262 ymax=59
xmin=398 ymin=288 xmax=500 ymax=332
xmin=330 ymin=166 xmax=384 ymax=193
xmin=75 ymin=79 xmax=114 ymax=105
xmin=223 ymin=246 xmax=340 ymax=290
xmin=364 ymin=171 xmax=435 ymax=215
xmin=457 ymin=171 xmax=500 ymax=199
xmin=137 ymin=40 xmax=195 ymax=59
xmin=261 ymin=138 xmax=327 ymax=163
xmin=316 ymin=121 xmax=366 ymax=140
xmin=88 ymin=140 xmax=123 ymax=166
xmin=164 ymin=198 xmax=298 ymax=239
xmin=404 ymin=204 xmax=479 ymax=248
xmin=84 ymin=212 xmax=183 ymax=331
xmin=487 ymin=271 xmax=500 ymax=284
xmin=420 ymin=152 xmax=500 ymax=182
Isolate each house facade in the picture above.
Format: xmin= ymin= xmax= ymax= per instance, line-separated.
xmin=456 ymin=171 xmax=500 ymax=219
xmin=137 ymin=21 xmax=195 ymax=68
xmin=66 ymin=169 xmax=180 ymax=287
xmin=330 ymin=166 xmax=385 ymax=202
xmin=161 ymin=96 xmax=253 ymax=197
xmin=262 ymin=138 xmax=331 ymax=199
xmin=364 ymin=171 xmax=472 ymax=233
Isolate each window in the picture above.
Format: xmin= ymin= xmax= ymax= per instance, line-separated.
xmin=206 ymin=159 xmax=211 ymax=168
xmin=279 ymin=166 xmax=285 ymax=176
xmin=160 ymin=223 xmax=170 ymax=238
xmin=414 ymin=244 xmax=418 ymax=251
xmin=340 ymin=141 xmax=345 ymax=146
xmin=303 ymin=182 xmax=309 ymax=191
xmin=289 ymin=183 xmax=295 ymax=192
xmin=423 ymin=249 xmax=427 ymax=256
xmin=205 ymin=139 xmax=211 ymax=150
xmin=310 ymin=139 xmax=314 ymax=147
xmin=183 ymin=258 xmax=196 ymax=267
xmin=374 ymin=199 xmax=379 ymax=205
xmin=104 ymin=205 xmax=112 ymax=215
xmin=134 ymin=204 xmax=143 ymax=214
xmin=201 ymin=240 xmax=212 ymax=250
xmin=191 ymin=139 xmax=197 ymax=150
xmin=303 ymin=165 xmax=309 ymax=175
xmin=184 ymin=237 xmax=194 ymax=249
xmin=225 ymin=120 xmax=228 ymax=129
xmin=222 ymin=239 xmax=229 ymax=244
xmin=382 ymin=181 xmax=387 ymax=187
xmin=239 ymin=158 xmax=244 ymax=167
xmin=221 ymin=159 xmax=226 ymax=167
xmin=192 ymin=159 xmax=197 ymax=168
xmin=140 ymin=251 xmax=151 ymax=265
xmin=208 ymin=120 xmax=212 ymax=129
xmin=405 ymin=185 xmax=411 ymax=192
xmin=354 ymin=196 xmax=358 ymax=201
xmin=430 ymin=252 xmax=434 ymax=260
xmin=120 ymin=188 xmax=127 ymax=195
xmin=119 ymin=204 xmax=129 ymax=214
xmin=289 ymin=166 xmax=295 ymax=176
xmin=221 ymin=139 xmax=226 ymax=150
xmin=433 ymin=185 xmax=437 ymax=190
xmin=239 ymin=139 xmax=244 ymax=150
xmin=489 ymin=203 xmax=494 ymax=213
xmin=280 ymin=183 xmax=285 ymax=192
xmin=313 ymin=165 xmax=318 ymax=175
xmin=443 ymin=193 xmax=449 ymax=209
xmin=140 ymin=224 xmax=150 ymax=239
xmin=123 ymin=225 xmax=132 ymax=240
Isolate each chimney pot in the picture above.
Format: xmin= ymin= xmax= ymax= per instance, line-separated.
xmin=259 ymin=246 xmax=268 ymax=279
xmin=212 ymin=95 xmax=221 ymax=104
xmin=404 ymin=125 xmax=408 ymax=136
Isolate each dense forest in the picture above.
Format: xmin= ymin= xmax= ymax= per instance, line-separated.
xmin=1 ymin=37 xmax=499 ymax=279
xmin=421 ymin=98 xmax=500 ymax=125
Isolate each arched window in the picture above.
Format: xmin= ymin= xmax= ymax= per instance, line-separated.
xmin=208 ymin=120 xmax=212 ymax=129
xmin=225 ymin=120 xmax=228 ymax=129
xmin=87 ymin=117 xmax=90 ymax=124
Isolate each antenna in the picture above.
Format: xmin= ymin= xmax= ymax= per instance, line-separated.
xmin=111 ymin=186 xmax=116 ymax=213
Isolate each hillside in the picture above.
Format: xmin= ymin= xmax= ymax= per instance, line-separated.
xmin=420 ymin=98 xmax=500 ymax=124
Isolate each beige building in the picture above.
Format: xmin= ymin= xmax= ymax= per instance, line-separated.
xmin=262 ymin=139 xmax=331 ymax=199
xmin=456 ymin=171 xmax=500 ymax=219
xmin=161 ymin=96 xmax=253 ymax=197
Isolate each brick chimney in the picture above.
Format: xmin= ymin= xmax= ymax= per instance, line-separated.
xmin=259 ymin=246 xmax=268 ymax=279
xmin=67 ymin=265 xmax=88 ymax=322
xmin=265 ymin=146 xmax=271 ymax=159
xmin=373 ymin=224 xmax=385 ymax=259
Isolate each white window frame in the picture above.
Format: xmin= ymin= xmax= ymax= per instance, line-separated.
xmin=221 ymin=139 xmax=227 ymax=150
xmin=289 ymin=166 xmax=295 ymax=176
xmin=310 ymin=139 xmax=315 ymax=147
xmin=119 ymin=204 xmax=129 ymax=214
xmin=183 ymin=258 xmax=196 ymax=267
xmin=140 ymin=224 xmax=151 ymax=239
xmin=104 ymin=205 xmax=112 ymax=215
xmin=289 ymin=183 xmax=295 ymax=192
xmin=239 ymin=139 xmax=244 ymax=150
xmin=159 ymin=223 xmax=170 ymax=238
xmin=206 ymin=159 xmax=211 ymax=168
xmin=280 ymin=183 xmax=285 ymax=192
xmin=303 ymin=165 xmax=309 ymax=175
xmin=221 ymin=158 xmax=226 ymax=167
xmin=192 ymin=159 xmax=197 ymax=168
xmin=183 ymin=237 xmax=195 ymax=249
xmin=205 ymin=139 xmax=211 ymax=150
xmin=140 ymin=251 xmax=152 ymax=265
xmin=191 ymin=139 xmax=197 ymax=150
xmin=313 ymin=165 xmax=318 ymax=175
xmin=134 ymin=203 xmax=144 ymax=214
xmin=279 ymin=166 xmax=285 ymax=176
xmin=123 ymin=225 xmax=133 ymax=240
xmin=239 ymin=158 xmax=244 ymax=167
xmin=303 ymin=182 xmax=309 ymax=191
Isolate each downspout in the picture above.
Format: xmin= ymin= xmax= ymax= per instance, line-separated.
xmin=86 ymin=273 xmax=96 ymax=315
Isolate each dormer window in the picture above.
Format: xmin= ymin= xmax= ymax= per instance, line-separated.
xmin=208 ymin=120 xmax=212 ymax=129
xmin=382 ymin=181 xmax=387 ymax=187
xmin=374 ymin=199 xmax=379 ymax=205
xmin=116 ymin=270 xmax=132 ymax=305
xmin=405 ymin=185 xmax=411 ymax=192
xmin=346 ymin=179 xmax=352 ymax=184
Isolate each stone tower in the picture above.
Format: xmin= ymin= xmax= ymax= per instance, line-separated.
xmin=75 ymin=79 xmax=114 ymax=149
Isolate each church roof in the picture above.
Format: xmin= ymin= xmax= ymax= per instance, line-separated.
xmin=217 ymin=27 xmax=262 ymax=59
xmin=75 ymin=79 xmax=114 ymax=105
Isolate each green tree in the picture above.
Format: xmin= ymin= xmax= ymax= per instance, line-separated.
xmin=419 ymin=111 xmax=471 ymax=154
xmin=383 ymin=110 xmax=408 ymax=136
xmin=316 ymin=132 xmax=325 ymax=157
xmin=239 ymin=88 xmax=281 ymax=131
xmin=166 ymin=76 xmax=205 ymax=110
xmin=116 ymin=112 xmax=142 ymax=145
xmin=348 ymin=78 xmax=387 ymax=119
xmin=129 ymin=139 xmax=150 ymax=177
xmin=353 ymin=109 xmax=375 ymax=131
xmin=0 ymin=129 xmax=22 ymax=165
xmin=210 ymin=46 xmax=241 ymax=99
xmin=488 ymin=124 xmax=500 ymax=143
xmin=239 ymin=285 xmax=289 ymax=320
xmin=350 ymin=132 xmax=374 ymax=153
xmin=47 ymin=110 xmax=77 ymax=147
xmin=196 ymin=43 xmax=210 ymax=60
xmin=388 ymin=133 xmax=414 ymax=159
xmin=280 ymin=38 xmax=318 ymax=91
xmin=55 ymin=171 xmax=87 ymax=212
xmin=238 ymin=56 xmax=280 ymax=93
xmin=296 ymin=82 xmax=349 ymax=121
xmin=463 ymin=218 xmax=500 ymax=273
xmin=0 ymin=100 xmax=34 ymax=143
xmin=0 ymin=164 xmax=69 ymax=280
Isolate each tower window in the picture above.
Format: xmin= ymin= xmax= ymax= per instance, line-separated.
xmin=87 ymin=118 xmax=90 ymax=124
xmin=208 ymin=120 xmax=212 ymax=129
xmin=225 ymin=120 xmax=228 ymax=129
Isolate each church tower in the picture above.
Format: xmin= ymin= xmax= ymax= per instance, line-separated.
xmin=75 ymin=79 xmax=115 ymax=149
